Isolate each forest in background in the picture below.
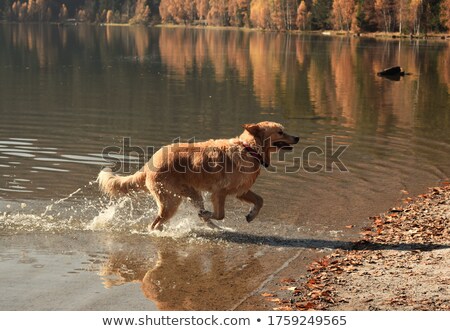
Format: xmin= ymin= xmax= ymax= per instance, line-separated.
xmin=0 ymin=0 xmax=450 ymax=34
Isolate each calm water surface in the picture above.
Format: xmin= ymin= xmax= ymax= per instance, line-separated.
xmin=0 ymin=24 xmax=449 ymax=310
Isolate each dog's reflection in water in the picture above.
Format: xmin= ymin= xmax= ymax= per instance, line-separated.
xmin=98 ymin=243 xmax=265 ymax=310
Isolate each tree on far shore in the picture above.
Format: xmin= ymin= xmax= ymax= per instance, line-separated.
xmin=331 ymin=0 xmax=355 ymax=31
xmin=441 ymin=0 xmax=450 ymax=30
xmin=296 ymin=0 xmax=308 ymax=30
xmin=0 ymin=0 xmax=449 ymax=33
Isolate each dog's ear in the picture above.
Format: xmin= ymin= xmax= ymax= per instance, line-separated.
xmin=243 ymin=123 xmax=259 ymax=136
xmin=243 ymin=123 xmax=266 ymax=144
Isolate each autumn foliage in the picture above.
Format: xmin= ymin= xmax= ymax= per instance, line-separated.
xmin=1 ymin=0 xmax=449 ymax=33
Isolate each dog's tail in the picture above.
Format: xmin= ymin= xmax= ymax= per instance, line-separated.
xmin=97 ymin=168 xmax=147 ymax=197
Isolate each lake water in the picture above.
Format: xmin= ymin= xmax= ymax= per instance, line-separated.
xmin=0 ymin=24 xmax=449 ymax=310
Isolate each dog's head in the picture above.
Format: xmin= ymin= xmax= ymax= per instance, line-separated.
xmin=242 ymin=121 xmax=299 ymax=166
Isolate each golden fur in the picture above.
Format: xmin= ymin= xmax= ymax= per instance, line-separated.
xmin=98 ymin=121 xmax=299 ymax=230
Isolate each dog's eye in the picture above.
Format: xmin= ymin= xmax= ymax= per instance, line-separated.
xmin=278 ymin=131 xmax=283 ymax=135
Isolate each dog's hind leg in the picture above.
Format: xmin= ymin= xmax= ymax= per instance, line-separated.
xmin=149 ymin=190 xmax=182 ymax=231
xmin=237 ymin=190 xmax=263 ymax=223
xmin=211 ymin=191 xmax=226 ymax=220
xmin=182 ymin=187 xmax=205 ymax=210
xmin=198 ymin=209 xmax=219 ymax=229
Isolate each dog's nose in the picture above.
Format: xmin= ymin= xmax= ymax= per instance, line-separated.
xmin=294 ymin=136 xmax=300 ymax=144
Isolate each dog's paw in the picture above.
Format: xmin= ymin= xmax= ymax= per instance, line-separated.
xmin=148 ymin=223 xmax=163 ymax=232
xmin=205 ymin=220 xmax=222 ymax=230
xmin=198 ymin=209 xmax=213 ymax=220
xmin=245 ymin=208 xmax=258 ymax=223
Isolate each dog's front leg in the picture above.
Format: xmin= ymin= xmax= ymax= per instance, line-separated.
xmin=237 ymin=190 xmax=264 ymax=223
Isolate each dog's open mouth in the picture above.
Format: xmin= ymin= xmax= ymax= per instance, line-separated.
xmin=273 ymin=141 xmax=293 ymax=150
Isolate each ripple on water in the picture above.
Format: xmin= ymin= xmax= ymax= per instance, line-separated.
xmin=0 ymin=140 xmax=119 ymax=194
xmin=31 ymin=166 xmax=70 ymax=173
xmin=0 ymin=140 xmax=33 ymax=146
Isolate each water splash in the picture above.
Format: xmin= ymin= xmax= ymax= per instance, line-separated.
xmin=1 ymin=176 xmax=265 ymax=246
xmin=41 ymin=181 xmax=95 ymax=217
xmin=0 ymin=184 xmax=220 ymax=238
xmin=89 ymin=204 xmax=117 ymax=231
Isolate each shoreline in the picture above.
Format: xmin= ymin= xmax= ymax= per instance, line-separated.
xmin=1 ymin=20 xmax=449 ymax=41
xmin=268 ymin=182 xmax=450 ymax=311
xmin=152 ymin=24 xmax=450 ymax=40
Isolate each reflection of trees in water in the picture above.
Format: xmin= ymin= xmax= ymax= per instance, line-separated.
xmin=413 ymin=42 xmax=450 ymax=139
xmin=1 ymin=24 xmax=449 ymax=133
xmin=159 ymin=28 xmax=197 ymax=78
xmin=158 ymin=28 xmax=252 ymax=83
xmin=157 ymin=29 xmax=449 ymax=134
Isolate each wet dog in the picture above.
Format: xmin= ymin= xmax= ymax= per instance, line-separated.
xmin=98 ymin=121 xmax=299 ymax=230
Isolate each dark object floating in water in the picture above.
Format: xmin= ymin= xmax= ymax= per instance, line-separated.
xmin=377 ymin=66 xmax=405 ymax=77
xmin=377 ymin=66 xmax=408 ymax=81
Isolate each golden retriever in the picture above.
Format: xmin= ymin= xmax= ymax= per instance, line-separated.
xmin=98 ymin=121 xmax=299 ymax=230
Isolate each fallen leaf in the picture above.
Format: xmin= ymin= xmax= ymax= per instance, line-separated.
xmin=266 ymin=298 xmax=281 ymax=303
xmin=295 ymin=301 xmax=315 ymax=310
xmin=273 ymin=306 xmax=293 ymax=311
xmin=280 ymin=278 xmax=296 ymax=283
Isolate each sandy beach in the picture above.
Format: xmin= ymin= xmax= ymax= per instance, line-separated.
xmin=268 ymin=184 xmax=450 ymax=310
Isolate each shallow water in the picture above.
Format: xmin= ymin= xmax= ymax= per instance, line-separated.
xmin=0 ymin=24 xmax=449 ymax=310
